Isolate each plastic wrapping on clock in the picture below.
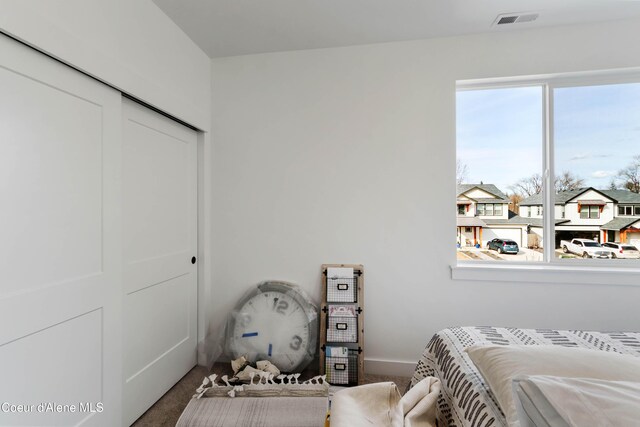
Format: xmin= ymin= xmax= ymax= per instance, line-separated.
xmin=222 ymin=281 xmax=319 ymax=374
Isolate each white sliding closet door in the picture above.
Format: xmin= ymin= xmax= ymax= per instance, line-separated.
xmin=122 ymin=99 xmax=198 ymax=425
xmin=0 ymin=35 xmax=122 ymax=426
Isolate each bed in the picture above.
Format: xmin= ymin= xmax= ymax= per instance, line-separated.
xmin=408 ymin=326 xmax=640 ymax=427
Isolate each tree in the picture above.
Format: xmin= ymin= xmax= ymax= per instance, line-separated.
xmin=509 ymin=173 xmax=543 ymax=197
xmin=618 ymin=155 xmax=640 ymax=193
xmin=607 ymin=178 xmax=618 ymax=191
xmin=456 ymin=160 xmax=469 ymax=185
xmin=554 ymin=171 xmax=585 ymax=193
xmin=507 ymin=192 xmax=522 ymax=214
xmin=510 ymin=171 xmax=584 ymax=198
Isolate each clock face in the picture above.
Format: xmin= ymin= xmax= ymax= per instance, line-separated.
xmin=228 ymin=282 xmax=317 ymax=373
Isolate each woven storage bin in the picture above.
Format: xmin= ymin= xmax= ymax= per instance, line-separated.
xmin=325 ymin=356 xmax=349 ymax=385
xmin=326 ymin=277 xmax=357 ymax=303
xmin=326 ymin=305 xmax=358 ymax=343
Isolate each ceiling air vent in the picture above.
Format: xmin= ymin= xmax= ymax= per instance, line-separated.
xmin=493 ymin=13 xmax=539 ymax=26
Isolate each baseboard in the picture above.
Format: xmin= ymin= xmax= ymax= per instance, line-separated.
xmin=364 ymin=358 xmax=416 ymax=378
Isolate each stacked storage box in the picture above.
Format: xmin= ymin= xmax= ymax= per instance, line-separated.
xmin=319 ymin=264 xmax=364 ymax=386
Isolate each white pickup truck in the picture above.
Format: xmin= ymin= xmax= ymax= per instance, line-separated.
xmin=560 ymin=238 xmax=612 ymax=259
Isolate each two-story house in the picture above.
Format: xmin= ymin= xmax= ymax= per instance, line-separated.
xmin=519 ymin=187 xmax=640 ymax=248
xmin=457 ymin=184 xmax=531 ymax=248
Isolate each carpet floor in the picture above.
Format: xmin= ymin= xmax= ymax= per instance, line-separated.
xmin=132 ymin=363 xmax=411 ymax=426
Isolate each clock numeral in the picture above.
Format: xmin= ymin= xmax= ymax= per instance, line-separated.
xmin=272 ymin=298 xmax=289 ymax=315
xmin=289 ymin=335 xmax=303 ymax=351
xmin=239 ymin=314 xmax=252 ymax=327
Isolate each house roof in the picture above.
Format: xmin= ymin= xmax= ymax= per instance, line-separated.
xmin=473 ymin=197 xmax=510 ymax=204
xmin=457 ymin=184 xmax=509 ymax=201
xmin=519 ymin=187 xmax=640 ymax=206
xmin=564 ymin=188 xmax=616 ymax=204
xmin=456 ymin=217 xmax=486 ymax=227
xmin=483 ymin=216 xmax=527 ymax=225
xmin=577 ymin=199 xmax=607 ymax=206
xmin=604 ymin=189 xmax=640 ymax=204
xmin=601 ymin=217 xmax=640 ymax=231
xmin=527 ymin=218 xmax=571 ymax=227
xmin=519 ymin=188 xmax=583 ymax=206
xmin=483 ymin=216 xmax=570 ymax=227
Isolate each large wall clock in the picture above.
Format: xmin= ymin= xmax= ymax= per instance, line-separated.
xmin=227 ymin=281 xmax=318 ymax=373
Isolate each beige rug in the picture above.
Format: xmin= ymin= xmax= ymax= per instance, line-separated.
xmin=133 ymin=364 xmax=410 ymax=426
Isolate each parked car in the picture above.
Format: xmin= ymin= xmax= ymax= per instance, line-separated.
xmin=486 ymin=238 xmax=519 ymax=254
xmin=602 ymin=242 xmax=640 ymax=259
xmin=560 ymin=238 xmax=612 ymax=259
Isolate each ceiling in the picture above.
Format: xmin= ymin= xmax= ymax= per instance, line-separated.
xmin=153 ymin=0 xmax=640 ymax=58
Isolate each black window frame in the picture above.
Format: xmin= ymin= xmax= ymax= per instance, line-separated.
xmin=619 ymin=205 xmax=633 ymax=216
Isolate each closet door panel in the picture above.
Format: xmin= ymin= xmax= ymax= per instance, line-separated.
xmin=0 ymin=66 xmax=103 ymax=295
xmin=0 ymin=35 xmax=122 ymax=427
xmin=122 ymin=99 xmax=197 ymax=425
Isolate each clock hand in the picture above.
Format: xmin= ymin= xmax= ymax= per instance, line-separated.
xmin=242 ymin=332 xmax=258 ymax=337
xmin=268 ymin=343 xmax=273 ymax=357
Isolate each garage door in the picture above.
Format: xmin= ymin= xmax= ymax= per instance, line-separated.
xmin=628 ymin=233 xmax=640 ymax=248
xmin=484 ymin=228 xmax=522 ymax=247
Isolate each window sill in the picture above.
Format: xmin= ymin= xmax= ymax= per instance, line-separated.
xmin=451 ymin=261 xmax=640 ymax=286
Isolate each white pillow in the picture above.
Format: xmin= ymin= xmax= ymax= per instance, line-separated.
xmin=465 ymin=345 xmax=640 ymax=426
xmin=513 ymin=375 xmax=640 ymax=427
xmin=512 ymin=376 xmax=570 ymax=427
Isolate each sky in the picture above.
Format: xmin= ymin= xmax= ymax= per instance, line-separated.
xmin=456 ymin=82 xmax=640 ymax=195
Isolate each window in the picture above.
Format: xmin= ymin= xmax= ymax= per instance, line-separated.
xmin=619 ymin=205 xmax=640 ymax=216
xmin=476 ymin=203 xmax=504 ymax=216
xmin=580 ymin=205 xmax=600 ymax=219
xmin=554 ymin=81 xmax=640 ymax=261
xmin=457 ymin=86 xmax=542 ymax=261
xmin=458 ymin=205 xmax=466 ymax=215
xmin=457 ymin=76 xmax=640 ymax=265
xmin=619 ymin=205 xmax=633 ymax=216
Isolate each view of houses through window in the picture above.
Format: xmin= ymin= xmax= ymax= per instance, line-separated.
xmin=457 ymin=81 xmax=640 ymax=262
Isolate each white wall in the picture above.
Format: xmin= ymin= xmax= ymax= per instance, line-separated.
xmin=554 ymin=205 xmax=563 ymax=219
xmin=0 ymin=0 xmax=211 ymax=129
xmin=564 ymin=201 xmax=615 ymax=224
xmin=211 ymin=18 xmax=640 ymax=374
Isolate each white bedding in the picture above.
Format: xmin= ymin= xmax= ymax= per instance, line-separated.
xmin=513 ymin=376 xmax=640 ymax=427
xmin=465 ymin=344 xmax=640 ymax=426
xmin=409 ymin=327 xmax=640 ymax=427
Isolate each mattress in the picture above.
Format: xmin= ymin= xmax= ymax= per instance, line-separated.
xmin=409 ymin=326 xmax=640 ymax=427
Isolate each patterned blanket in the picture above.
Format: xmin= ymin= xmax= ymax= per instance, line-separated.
xmin=409 ymin=327 xmax=640 ymax=427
